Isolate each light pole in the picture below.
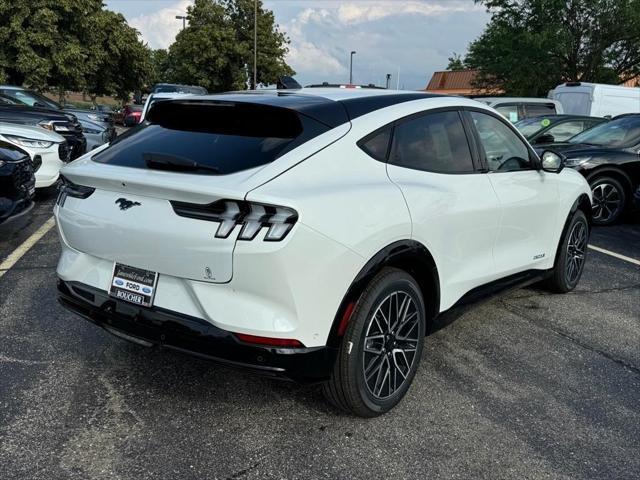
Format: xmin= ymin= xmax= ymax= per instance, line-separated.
xmin=349 ymin=51 xmax=356 ymax=85
xmin=175 ymin=15 xmax=187 ymax=30
xmin=253 ymin=0 xmax=258 ymax=89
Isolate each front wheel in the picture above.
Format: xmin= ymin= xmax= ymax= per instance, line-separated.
xmin=322 ymin=268 xmax=426 ymax=417
xmin=591 ymin=176 xmax=626 ymax=225
xmin=545 ymin=209 xmax=589 ymax=293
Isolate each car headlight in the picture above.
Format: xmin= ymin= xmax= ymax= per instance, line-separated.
xmin=4 ymin=135 xmax=54 ymax=149
xmin=82 ymin=126 xmax=102 ymax=134
xmin=38 ymin=120 xmax=72 ymax=132
xmin=564 ymin=156 xmax=591 ymax=167
xmin=0 ymin=160 xmax=5 ymax=168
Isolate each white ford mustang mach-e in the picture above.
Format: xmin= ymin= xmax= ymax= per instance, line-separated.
xmin=55 ymin=89 xmax=591 ymax=416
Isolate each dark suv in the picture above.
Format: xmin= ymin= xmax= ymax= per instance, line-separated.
xmin=0 ymin=141 xmax=35 ymax=227
xmin=537 ymin=114 xmax=640 ymax=225
xmin=0 ymin=99 xmax=86 ymax=160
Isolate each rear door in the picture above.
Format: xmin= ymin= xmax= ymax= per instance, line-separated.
xmin=466 ymin=109 xmax=560 ymax=276
xmin=384 ymin=108 xmax=500 ymax=309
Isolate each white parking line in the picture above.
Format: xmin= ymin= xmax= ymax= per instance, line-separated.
xmin=588 ymin=244 xmax=640 ymax=267
xmin=0 ymin=217 xmax=55 ymax=280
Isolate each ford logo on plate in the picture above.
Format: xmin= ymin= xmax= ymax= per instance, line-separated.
xmin=115 ymin=279 xmax=124 ymax=286
xmin=142 ymin=287 xmax=152 ymax=294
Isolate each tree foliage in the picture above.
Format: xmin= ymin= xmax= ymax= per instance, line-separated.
xmin=0 ymin=0 xmax=150 ymax=101
xmin=446 ymin=53 xmax=466 ymax=71
xmin=466 ymin=0 xmax=640 ymax=96
xmin=167 ymin=0 xmax=293 ymax=92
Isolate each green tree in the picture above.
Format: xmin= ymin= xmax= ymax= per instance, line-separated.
xmin=0 ymin=1 xmax=151 ymax=102
xmin=466 ymin=0 xmax=640 ymax=96
xmin=84 ymin=10 xmax=152 ymax=104
xmin=168 ymin=0 xmax=293 ymax=92
xmin=0 ymin=0 xmax=104 ymax=96
xmin=149 ymin=49 xmax=171 ymax=87
xmin=446 ymin=53 xmax=466 ymax=71
xmin=223 ymin=0 xmax=294 ymax=88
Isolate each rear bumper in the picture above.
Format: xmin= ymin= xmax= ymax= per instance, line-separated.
xmin=57 ymin=280 xmax=337 ymax=383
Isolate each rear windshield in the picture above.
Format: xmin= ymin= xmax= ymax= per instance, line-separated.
xmin=93 ymin=100 xmax=329 ymax=175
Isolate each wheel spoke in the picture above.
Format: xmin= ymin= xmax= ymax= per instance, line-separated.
xmin=362 ymin=289 xmax=422 ymax=399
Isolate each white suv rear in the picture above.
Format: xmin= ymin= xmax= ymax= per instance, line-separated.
xmin=55 ymin=89 xmax=591 ymax=416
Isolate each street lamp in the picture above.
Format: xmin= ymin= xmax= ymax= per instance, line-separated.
xmin=175 ymin=15 xmax=187 ymax=30
xmin=349 ymin=51 xmax=356 ymax=85
xmin=253 ymin=0 xmax=257 ymax=89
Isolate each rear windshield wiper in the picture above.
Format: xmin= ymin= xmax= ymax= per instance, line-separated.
xmin=143 ymin=152 xmax=220 ymax=174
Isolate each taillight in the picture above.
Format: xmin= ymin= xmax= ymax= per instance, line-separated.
xmin=56 ymin=176 xmax=95 ymax=207
xmin=234 ymin=332 xmax=305 ymax=348
xmin=170 ymin=199 xmax=298 ymax=242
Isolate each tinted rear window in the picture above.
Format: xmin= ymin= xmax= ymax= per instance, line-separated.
xmin=93 ymin=100 xmax=329 ymax=175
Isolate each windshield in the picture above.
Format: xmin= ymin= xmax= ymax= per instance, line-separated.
xmin=515 ymin=117 xmax=553 ymax=137
xmin=0 ymin=89 xmax=61 ymax=109
xmin=569 ymin=116 xmax=640 ymax=147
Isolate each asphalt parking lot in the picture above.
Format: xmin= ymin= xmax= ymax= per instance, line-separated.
xmin=0 ymin=190 xmax=638 ymax=480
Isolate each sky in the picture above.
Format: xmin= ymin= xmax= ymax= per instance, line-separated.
xmin=104 ymin=0 xmax=491 ymax=90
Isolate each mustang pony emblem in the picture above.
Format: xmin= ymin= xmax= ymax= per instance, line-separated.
xmin=115 ymin=198 xmax=141 ymax=211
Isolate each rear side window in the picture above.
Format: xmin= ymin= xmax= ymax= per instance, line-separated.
xmin=495 ymin=104 xmax=520 ymax=122
xmin=389 ymin=110 xmax=474 ymax=173
xmin=93 ymin=101 xmax=329 ymax=175
xmin=524 ymin=103 xmax=557 ymax=118
xmin=359 ymin=128 xmax=391 ymax=161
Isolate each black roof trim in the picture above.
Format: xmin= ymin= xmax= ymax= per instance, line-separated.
xmin=338 ymin=93 xmax=444 ymax=121
xmin=206 ymin=92 xmax=350 ymax=128
xmin=153 ymin=91 xmax=446 ymax=129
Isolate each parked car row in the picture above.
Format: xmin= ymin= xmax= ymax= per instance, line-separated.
xmin=0 ymin=141 xmax=36 ymax=229
xmin=0 ymin=85 xmax=121 ymax=227
xmin=482 ymin=81 xmax=640 ymax=224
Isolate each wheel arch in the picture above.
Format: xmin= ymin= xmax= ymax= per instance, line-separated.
xmin=585 ymin=166 xmax=634 ymax=199
xmin=552 ymin=194 xmax=592 ymax=268
xmin=326 ymin=240 xmax=440 ymax=348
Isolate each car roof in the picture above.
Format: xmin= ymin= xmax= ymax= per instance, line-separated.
xmin=164 ymin=89 xmax=448 ymax=127
xmin=475 ymin=97 xmax=559 ymax=104
xmin=0 ymin=85 xmax=25 ymax=91
xmin=522 ymin=114 xmax=606 ymax=122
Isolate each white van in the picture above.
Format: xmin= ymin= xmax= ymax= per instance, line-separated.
xmin=553 ymin=82 xmax=640 ymax=117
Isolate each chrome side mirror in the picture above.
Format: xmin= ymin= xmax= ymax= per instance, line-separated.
xmin=541 ymin=150 xmax=565 ymax=173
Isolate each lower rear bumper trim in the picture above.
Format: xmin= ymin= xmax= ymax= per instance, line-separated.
xmin=57 ymin=280 xmax=336 ymax=383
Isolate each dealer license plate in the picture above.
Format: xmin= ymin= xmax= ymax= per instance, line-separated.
xmin=109 ymin=263 xmax=158 ymax=308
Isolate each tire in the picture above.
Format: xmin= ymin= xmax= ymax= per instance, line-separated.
xmin=545 ymin=209 xmax=589 ymax=293
xmin=590 ymin=176 xmax=626 ymax=226
xmin=322 ymin=268 xmax=426 ymax=417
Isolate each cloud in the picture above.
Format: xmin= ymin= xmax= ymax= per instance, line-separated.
xmin=129 ymin=0 xmax=194 ymax=50
xmin=279 ymin=2 xmax=489 ymax=89
xmin=336 ymin=1 xmax=481 ymax=25
xmin=285 ymin=8 xmax=345 ymax=77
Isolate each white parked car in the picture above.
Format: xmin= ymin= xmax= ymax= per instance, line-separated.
xmin=475 ymin=97 xmax=564 ymax=123
xmin=0 ymin=122 xmax=68 ymax=188
xmin=55 ymin=90 xmax=592 ymax=416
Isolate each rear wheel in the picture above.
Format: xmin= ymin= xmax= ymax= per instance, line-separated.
xmin=590 ymin=176 xmax=626 ymax=226
xmin=322 ymin=268 xmax=425 ymax=417
xmin=545 ymin=209 xmax=589 ymax=293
